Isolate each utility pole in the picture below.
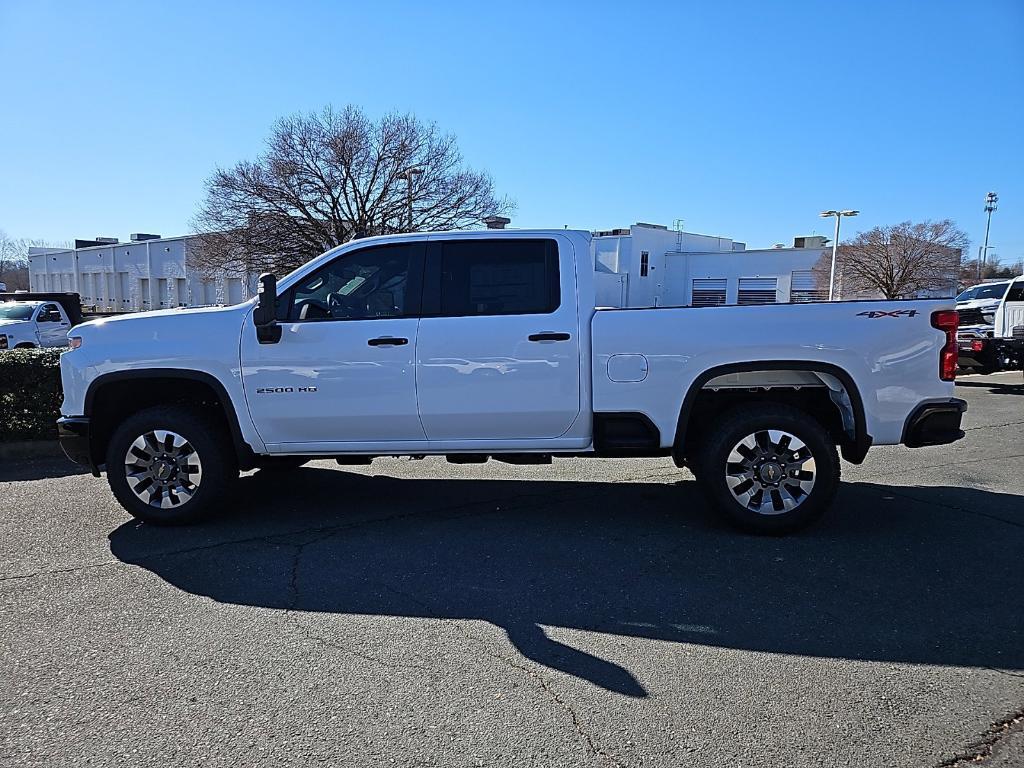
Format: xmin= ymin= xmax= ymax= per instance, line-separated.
xmin=979 ymin=191 xmax=998 ymax=280
xmin=820 ymin=209 xmax=859 ymax=300
xmin=397 ymin=167 xmax=423 ymax=231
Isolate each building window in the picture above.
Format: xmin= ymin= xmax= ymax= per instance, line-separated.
xmin=790 ymin=271 xmax=825 ymax=303
xmin=640 ymin=251 xmax=649 ymax=277
xmin=692 ymin=278 xmax=727 ymax=307
xmin=738 ymin=277 xmax=778 ymax=305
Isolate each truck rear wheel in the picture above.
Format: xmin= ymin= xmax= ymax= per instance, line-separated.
xmin=106 ymin=405 xmax=237 ymax=525
xmin=694 ymin=403 xmax=840 ymax=534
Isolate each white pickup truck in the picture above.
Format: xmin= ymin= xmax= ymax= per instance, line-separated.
xmin=58 ymin=229 xmax=966 ymax=533
xmin=0 ymin=300 xmax=74 ymax=349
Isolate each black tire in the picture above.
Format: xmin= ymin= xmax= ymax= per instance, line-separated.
xmin=106 ymin=405 xmax=237 ymax=525
xmin=254 ymin=456 xmax=310 ymax=471
xmin=693 ymin=403 xmax=840 ymax=535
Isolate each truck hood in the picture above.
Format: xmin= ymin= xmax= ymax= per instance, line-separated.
xmin=0 ymin=319 xmax=33 ymax=330
xmin=76 ymin=303 xmax=251 ymax=331
xmin=72 ymin=303 xmax=254 ymax=349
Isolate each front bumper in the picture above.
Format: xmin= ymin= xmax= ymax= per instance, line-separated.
xmin=902 ymin=399 xmax=967 ymax=448
xmin=57 ymin=416 xmax=96 ymax=473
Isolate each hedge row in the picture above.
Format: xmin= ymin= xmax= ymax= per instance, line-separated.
xmin=0 ymin=348 xmax=64 ymax=442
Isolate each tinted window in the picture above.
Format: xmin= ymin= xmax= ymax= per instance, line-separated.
xmin=1006 ymin=283 xmax=1024 ymax=302
xmin=438 ymin=239 xmax=559 ymax=316
xmin=288 ymin=243 xmax=420 ymax=321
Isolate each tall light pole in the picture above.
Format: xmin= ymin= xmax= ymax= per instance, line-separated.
xmin=820 ymin=209 xmax=859 ymax=300
xmin=979 ymin=191 xmax=998 ymax=279
xmin=397 ymin=167 xmax=423 ymax=232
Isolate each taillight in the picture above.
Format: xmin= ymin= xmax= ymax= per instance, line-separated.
xmin=931 ymin=310 xmax=959 ymax=381
xmin=971 ymin=340 xmax=984 ymax=352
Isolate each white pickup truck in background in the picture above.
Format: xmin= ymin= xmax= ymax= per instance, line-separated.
xmin=955 ymin=276 xmax=1024 ymax=373
xmin=57 ymin=229 xmax=967 ymax=533
xmin=0 ymin=300 xmax=74 ymax=349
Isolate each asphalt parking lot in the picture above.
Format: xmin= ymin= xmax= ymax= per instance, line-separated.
xmin=2 ymin=372 xmax=1022 ymax=767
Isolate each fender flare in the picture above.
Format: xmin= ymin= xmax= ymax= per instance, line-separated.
xmin=672 ymin=360 xmax=872 ymax=464
xmin=84 ymin=368 xmax=257 ymax=467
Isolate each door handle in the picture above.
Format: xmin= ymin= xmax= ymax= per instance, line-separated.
xmin=528 ymin=332 xmax=571 ymax=342
xmin=367 ymin=336 xmax=408 ymax=346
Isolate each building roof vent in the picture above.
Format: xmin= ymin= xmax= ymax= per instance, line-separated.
xmin=130 ymin=233 xmax=162 ymax=241
xmin=483 ymin=216 xmax=511 ymax=230
xmin=74 ymin=237 xmax=119 ymax=248
xmin=793 ymin=235 xmax=829 ymax=249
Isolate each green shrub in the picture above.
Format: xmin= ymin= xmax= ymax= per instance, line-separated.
xmin=0 ymin=348 xmax=64 ymax=442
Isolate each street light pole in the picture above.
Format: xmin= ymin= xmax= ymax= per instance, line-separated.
xmin=979 ymin=191 xmax=998 ymax=280
xmin=397 ymin=167 xmax=423 ymax=232
xmin=820 ymin=209 xmax=859 ymax=301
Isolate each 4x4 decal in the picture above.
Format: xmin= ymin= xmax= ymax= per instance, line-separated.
xmin=856 ymin=309 xmax=920 ymax=318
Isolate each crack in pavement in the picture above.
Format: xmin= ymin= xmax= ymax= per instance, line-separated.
xmin=373 ymin=579 xmax=628 ymax=768
xmin=0 ymin=558 xmax=120 ymax=583
xmin=876 ymin=486 xmax=1024 ymax=530
xmin=856 ymin=452 xmax=1024 ymax=482
xmin=964 ymin=420 xmax=1024 ymax=431
xmin=935 ymin=708 xmax=1024 ymax=767
xmin=0 ymin=465 xmax=687 ymax=586
xmin=985 ymin=667 xmax=1024 ymax=680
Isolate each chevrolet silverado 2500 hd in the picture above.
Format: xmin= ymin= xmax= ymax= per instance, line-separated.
xmin=57 ymin=229 xmax=966 ymax=533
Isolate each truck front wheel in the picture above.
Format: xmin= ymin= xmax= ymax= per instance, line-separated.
xmin=694 ymin=403 xmax=840 ymax=534
xmin=106 ymin=405 xmax=237 ymax=525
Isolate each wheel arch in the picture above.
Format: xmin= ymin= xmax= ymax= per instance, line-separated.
xmin=673 ymin=361 xmax=872 ymax=465
xmin=84 ymin=369 xmax=256 ymax=470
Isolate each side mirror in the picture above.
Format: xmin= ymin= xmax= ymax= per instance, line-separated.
xmin=254 ymin=273 xmax=282 ymax=344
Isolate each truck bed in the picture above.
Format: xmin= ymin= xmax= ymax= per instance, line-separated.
xmin=590 ymin=299 xmax=956 ymax=448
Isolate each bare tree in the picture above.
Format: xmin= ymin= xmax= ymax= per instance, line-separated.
xmin=814 ymin=220 xmax=967 ymax=299
xmin=0 ymin=231 xmax=40 ymax=291
xmin=192 ymin=105 xmax=513 ymax=275
xmin=960 ymin=255 xmax=1024 ymax=285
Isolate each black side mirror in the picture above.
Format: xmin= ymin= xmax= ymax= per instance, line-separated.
xmin=254 ymin=273 xmax=282 ymax=344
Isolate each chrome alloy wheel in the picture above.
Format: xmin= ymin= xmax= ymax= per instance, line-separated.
xmin=724 ymin=429 xmax=816 ymax=516
xmin=123 ymin=430 xmax=203 ymax=509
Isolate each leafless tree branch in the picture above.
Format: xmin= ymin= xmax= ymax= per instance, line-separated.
xmin=814 ymin=220 xmax=967 ymax=299
xmin=190 ymin=105 xmax=514 ymax=276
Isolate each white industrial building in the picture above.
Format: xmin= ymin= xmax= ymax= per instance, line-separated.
xmin=29 ymin=224 xmax=827 ymax=313
xmin=29 ymin=234 xmax=256 ymax=312
xmin=592 ymin=223 xmax=826 ymax=307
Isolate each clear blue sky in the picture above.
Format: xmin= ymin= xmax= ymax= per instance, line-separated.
xmin=2 ymin=0 xmax=1022 ymax=259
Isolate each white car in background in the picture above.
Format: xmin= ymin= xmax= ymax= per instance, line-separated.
xmin=0 ymin=300 xmax=74 ymax=349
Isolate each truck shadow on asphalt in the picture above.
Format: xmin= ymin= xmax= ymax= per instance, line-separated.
xmin=108 ymin=467 xmax=1024 ymax=698
xmin=955 ymin=379 xmax=1024 ymax=396
xmin=0 ymin=456 xmax=90 ymax=482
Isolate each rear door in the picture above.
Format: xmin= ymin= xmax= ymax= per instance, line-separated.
xmin=416 ymin=236 xmax=581 ymax=441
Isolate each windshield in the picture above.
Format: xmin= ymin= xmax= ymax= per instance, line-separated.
xmin=955 ymin=287 xmax=977 ymax=302
xmin=974 ymin=283 xmax=1010 ymax=300
xmin=0 ymin=304 xmax=35 ymax=321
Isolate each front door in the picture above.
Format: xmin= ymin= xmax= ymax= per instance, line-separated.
xmin=416 ymin=236 xmax=581 ymax=441
xmin=36 ymin=303 xmax=70 ymax=347
xmin=241 ymin=241 xmax=426 ymax=449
